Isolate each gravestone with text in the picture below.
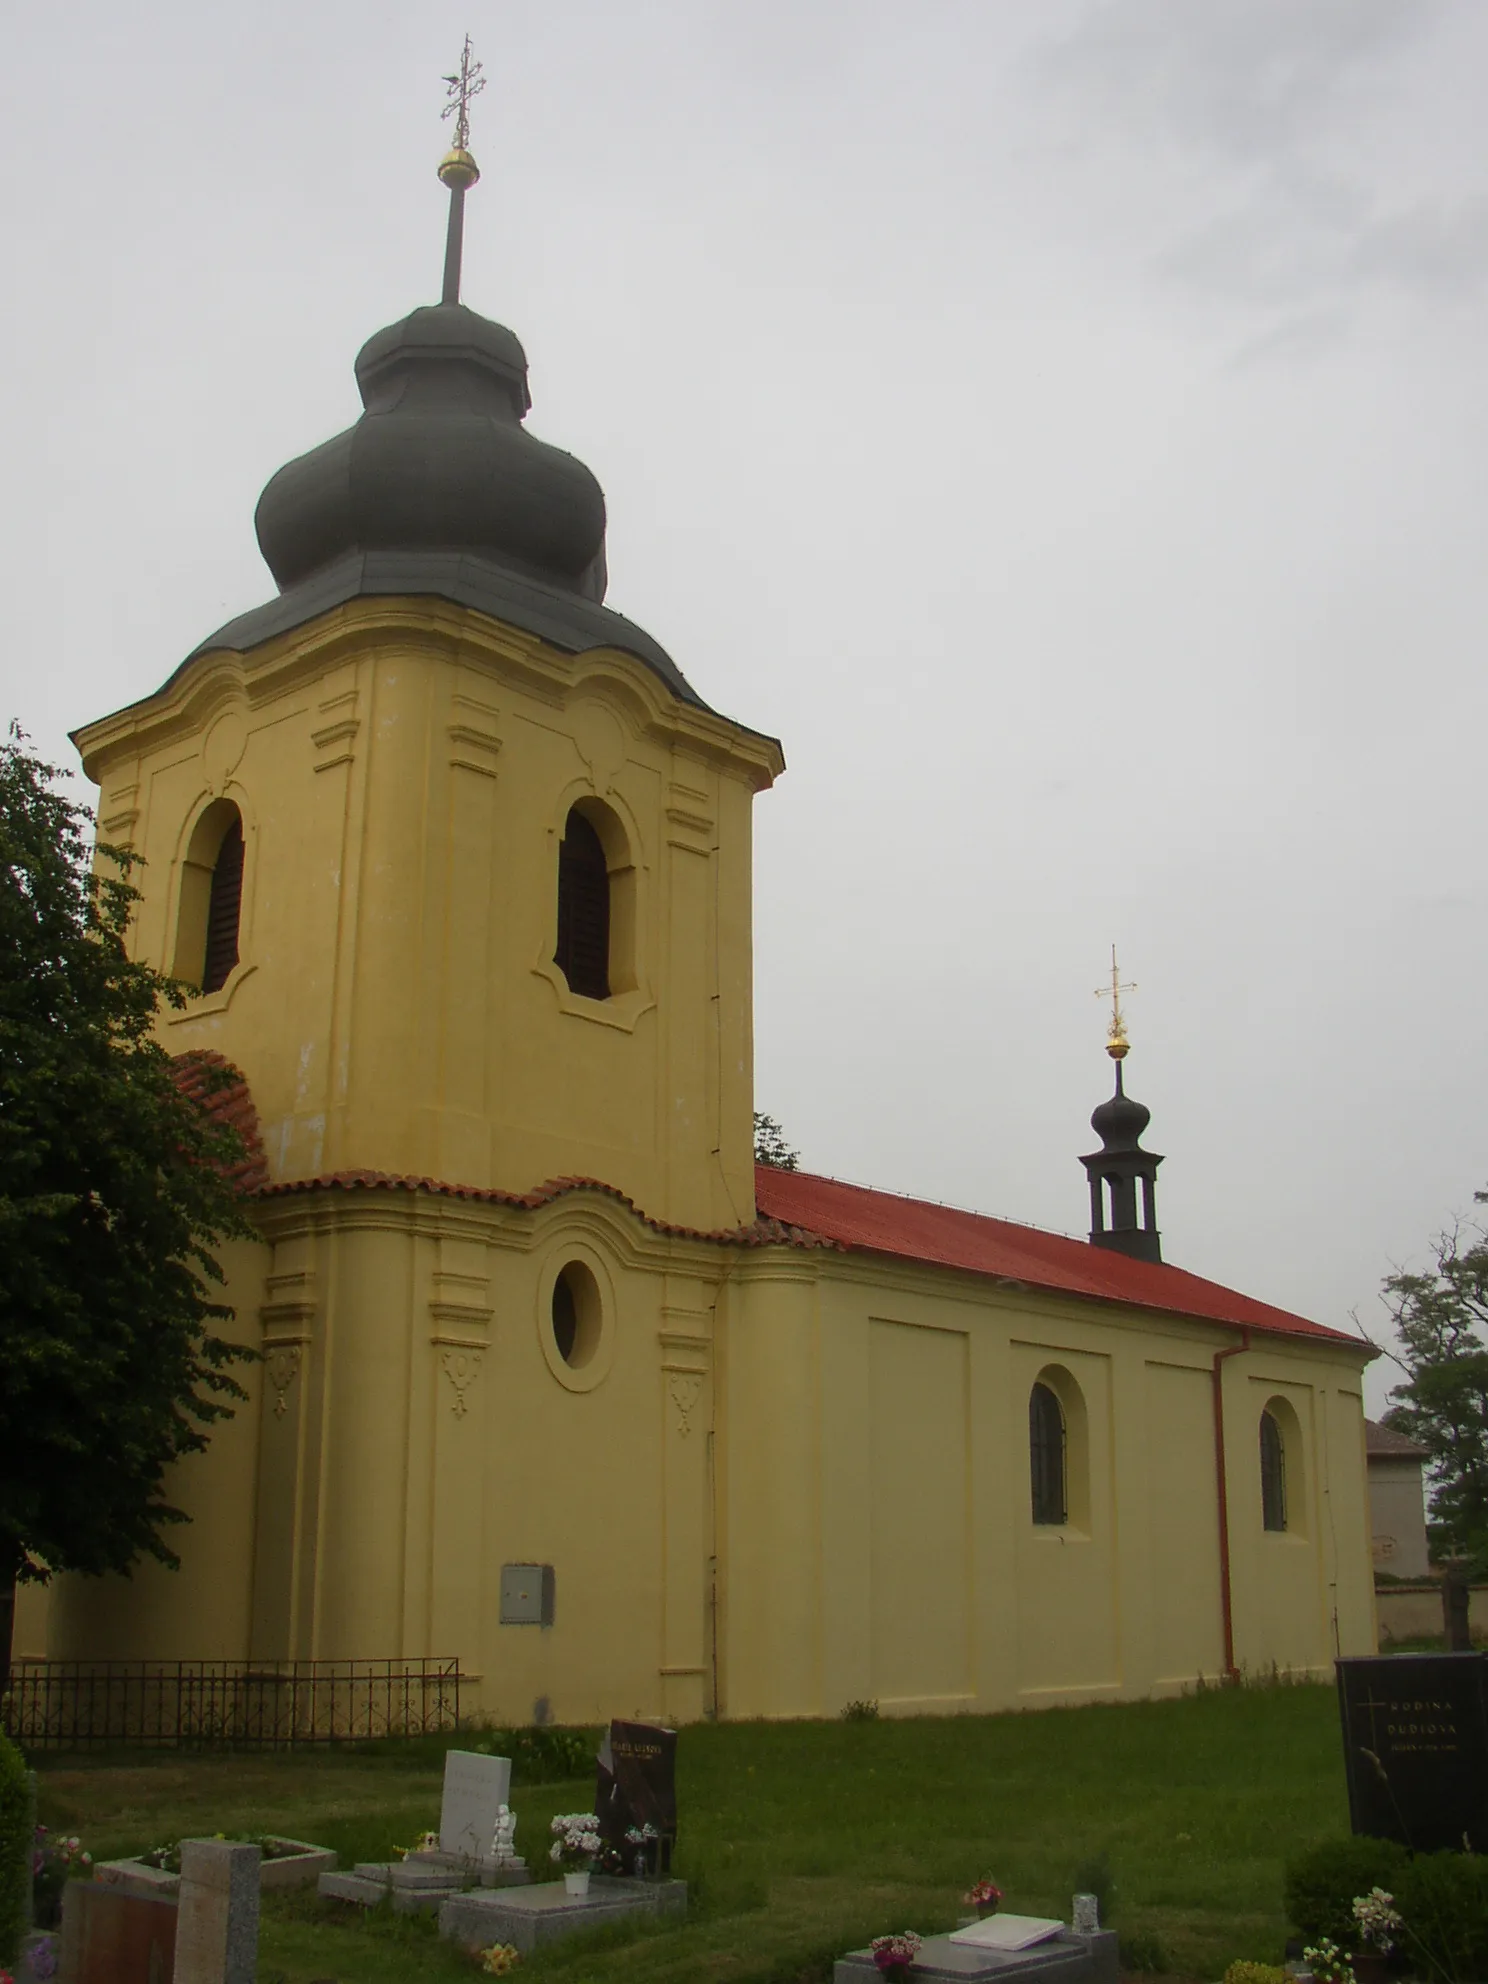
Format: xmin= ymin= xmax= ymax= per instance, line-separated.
xmin=1337 ymin=1652 xmax=1488 ymax=1852
xmin=439 ymin=1750 xmax=512 ymax=1864
xmin=319 ymin=1748 xmax=528 ymax=1911
xmin=595 ymin=1720 xmax=678 ymax=1873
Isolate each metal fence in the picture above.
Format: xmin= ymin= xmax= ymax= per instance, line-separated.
xmin=2 ymin=1657 xmax=461 ymax=1750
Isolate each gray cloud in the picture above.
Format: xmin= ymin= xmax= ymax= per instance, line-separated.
xmin=1040 ymin=0 xmax=1439 ymax=162
xmin=1037 ymin=0 xmax=1487 ymax=326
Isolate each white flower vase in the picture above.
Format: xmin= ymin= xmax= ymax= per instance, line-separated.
xmin=564 ymin=1869 xmax=591 ymax=1897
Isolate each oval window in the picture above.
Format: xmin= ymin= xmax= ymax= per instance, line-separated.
xmin=550 ymin=1261 xmax=602 ymax=1370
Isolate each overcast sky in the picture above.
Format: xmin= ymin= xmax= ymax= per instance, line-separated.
xmin=5 ymin=0 xmax=1488 ymax=1410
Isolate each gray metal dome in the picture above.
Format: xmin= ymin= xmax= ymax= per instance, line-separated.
xmin=254 ymin=303 xmax=608 ymax=601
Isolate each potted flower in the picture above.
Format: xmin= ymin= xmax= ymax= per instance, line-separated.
xmin=548 ymin=1812 xmax=602 ymax=1897
xmin=964 ymin=1878 xmax=1003 ymax=1920
xmin=1349 ymin=1888 xmax=1402 ymax=1984
xmin=870 ymin=1930 xmax=922 ymax=1981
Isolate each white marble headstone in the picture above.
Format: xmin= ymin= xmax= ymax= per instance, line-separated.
xmin=440 ymin=1751 xmax=513 ymax=1865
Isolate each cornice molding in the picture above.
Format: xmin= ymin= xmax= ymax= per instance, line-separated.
xmin=73 ymin=597 xmax=784 ymax=789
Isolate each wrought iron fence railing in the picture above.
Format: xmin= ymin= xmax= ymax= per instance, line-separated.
xmin=2 ymin=1657 xmax=461 ymax=1749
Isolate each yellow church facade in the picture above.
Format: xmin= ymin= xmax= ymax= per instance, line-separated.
xmin=22 ymin=129 xmax=1378 ymax=1723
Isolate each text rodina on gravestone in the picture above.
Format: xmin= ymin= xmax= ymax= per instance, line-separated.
xmin=595 ymin=1720 xmax=677 ymax=1873
xmin=1337 ymin=1652 xmax=1488 ymax=1852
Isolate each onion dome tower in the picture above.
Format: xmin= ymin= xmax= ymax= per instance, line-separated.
xmin=181 ymin=36 xmax=702 ymax=709
xmin=1080 ymin=950 xmax=1163 ymax=1264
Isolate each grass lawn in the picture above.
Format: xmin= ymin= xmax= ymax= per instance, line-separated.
xmin=31 ymin=1684 xmax=1351 ymax=1984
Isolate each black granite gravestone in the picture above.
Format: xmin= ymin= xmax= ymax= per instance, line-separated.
xmin=1337 ymin=1653 xmax=1488 ymax=1852
xmin=595 ymin=1720 xmax=677 ymax=1874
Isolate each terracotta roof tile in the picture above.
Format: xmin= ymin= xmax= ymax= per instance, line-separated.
xmin=257 ymin=1168 xmax=842 ymax=1251
xmin=753 ymin=1166 xmax=1365 ymax=1348
xmin=171 ymin=1060 xmax=1363 ymax=1350
xmin=1365 ymin=1417 xmax=1429 ymax=1460
xmin=168 ymin=1050 xmax=270 ymax=1192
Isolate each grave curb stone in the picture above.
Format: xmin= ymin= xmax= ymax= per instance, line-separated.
xmin=833 ymin=1928 xmax=1119 ymax=1984
xmin=438 ymin=1874 xmax=687 ymax=1956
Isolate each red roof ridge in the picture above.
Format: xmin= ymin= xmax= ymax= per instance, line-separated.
xmin=753 ymin=1163 xmax=1368 ymax=1350
xmin=165 ymin=1064 xmax=1366 ymax=1352
xmin=256 ymin=1168 xmax=844 ymax=1252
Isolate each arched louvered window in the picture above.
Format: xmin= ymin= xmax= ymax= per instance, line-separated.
xmin=1260 ymin=1408 xmax=1288 ymax=1532
xmin=1030 ymin=1381 xmax=1067 ymax=1526
xmin=201 ymin=813 xmax=245 ymax=994
xmin=555 ymin=807 xmax=610 ymax=1000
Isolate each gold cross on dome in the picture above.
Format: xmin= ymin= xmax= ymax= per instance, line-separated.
xmin=442 ymin=35 xmax=486 ymax=154
xmin=1095 ymin=945 xmax=1137 ymax=1058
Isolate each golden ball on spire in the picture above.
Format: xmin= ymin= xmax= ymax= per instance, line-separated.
xmin=1106 ymin=1036 xmax=1130 ymax=1061
xmin=438 ymin=148 xmax=480 ymax=191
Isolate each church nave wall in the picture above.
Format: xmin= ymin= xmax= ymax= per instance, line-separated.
xmin=717 ymin=1255 xmax=1375 ymax=1720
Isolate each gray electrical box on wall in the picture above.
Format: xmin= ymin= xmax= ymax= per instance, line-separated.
xmin=500 ymin=1563 xmax=555 ymax=1625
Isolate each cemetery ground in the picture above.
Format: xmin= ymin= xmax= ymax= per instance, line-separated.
xmin=31 ymin=1682 xmax=1347 ymax=1984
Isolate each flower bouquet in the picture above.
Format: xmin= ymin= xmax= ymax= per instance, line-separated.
xmin=625 ymin=1821 xmax=662 ymax=1877
xmin=964 ymin=1878 xmax=1003 ymax=1919
xmin=549 ymin=1812 xmax=602 ymax=1896
xmin=478 ymin=1944 xmax=521 ymax=1974
xmin=871 ymin=1929 xmax=923 ymax=1980
xmin=33 ymin=1827 xmax=92 ymax=1928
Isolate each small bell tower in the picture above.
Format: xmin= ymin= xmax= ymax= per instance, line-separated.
xmin=1080 ymin=948 xmax=1163 ymax=1264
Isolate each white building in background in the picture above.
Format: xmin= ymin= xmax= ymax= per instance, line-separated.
xmin=1366 ymin=1419 xmax=1431 ymax=1579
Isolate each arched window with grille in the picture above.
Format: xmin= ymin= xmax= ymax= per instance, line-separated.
xmin=202 ymin=814 xmax=244 ymax=992
xmin=1260 ymin=1407 xmax=1288 ymax=1532
xmin=1030 ymin=1380 xmax=1068 ymax=1526
xmin=174 ymin=798 xmax=246 ymax=994
xmin=554 ymin=806 xmax=611 ymax=1001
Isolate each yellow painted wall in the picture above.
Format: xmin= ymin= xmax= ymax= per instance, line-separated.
xmin=73 ymin=603 xmax=781 ymax=1233
xmin=40 ymin=1175 xmax=1377 ymax=1717
xmin=47 ymin=1236 xmax=268 ymax=1661
xmin=719 ymin=1252 xmax=1376 ymax=1720
xmin=53 ymin=597 xmax=1377 ymax=1719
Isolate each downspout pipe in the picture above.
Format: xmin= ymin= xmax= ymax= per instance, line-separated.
xmin=1212 ymin=1326 xmax=1251 ymax=1683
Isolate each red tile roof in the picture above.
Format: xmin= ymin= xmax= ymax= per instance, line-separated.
xmin=169 ymin=1051 xmax=270 ymax=1192
xmin=1365 ymin=1417 xmax=1428 ymax=1460
xmin=753 ymin=1166 xmax=1365 ymax=1348
xmin=166 ymin=1055 xmax=1363 ymax=1349
xmin=257 ymin=1169 xmax=840 ymax=1251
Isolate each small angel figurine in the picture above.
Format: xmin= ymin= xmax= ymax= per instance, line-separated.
xmin=491 ymin=1803 xmax=519 ymax=1865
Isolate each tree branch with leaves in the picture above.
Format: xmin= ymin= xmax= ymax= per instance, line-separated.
xmin=1376 ymin=1195 xmax=1488 ymax=1568
xmin=0 ymin=729 xmax=256 ymax=1681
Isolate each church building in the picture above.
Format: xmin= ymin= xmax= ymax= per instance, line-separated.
xmin=24 ymin=89 xmax=1377 ymax=1722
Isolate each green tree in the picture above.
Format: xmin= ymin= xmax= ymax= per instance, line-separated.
xmin=752 ymin=1111 xmax=800 ymax=1171
xmin=0 ymin=729 xmax=254 ymax=1681
xmin=1378 ymin=1193 xmax=1488 ymax=1566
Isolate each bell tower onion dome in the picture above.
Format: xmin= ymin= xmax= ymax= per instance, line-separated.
xmin=254 ymin=304 xmax=610 ymax=604
xmin=1080 ymin=950 xmax=1164 ymax=1264
xmin=177 ymin=34 xmax=704 ymax=711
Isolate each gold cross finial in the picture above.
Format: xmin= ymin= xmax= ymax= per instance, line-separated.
xmin=441 ymin=35 xmax=486 ymax=155
xmin=437 ymin=37 xmax=485 ymax=304
xmin=1095 ymin=945 xmax=1137 ymax=1060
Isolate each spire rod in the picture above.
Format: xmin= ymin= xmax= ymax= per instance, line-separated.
xmin=1094 ymin=943 xmax=1137 ymax=1061
xmin=438 ymin=35 xmax=485 ymax=305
